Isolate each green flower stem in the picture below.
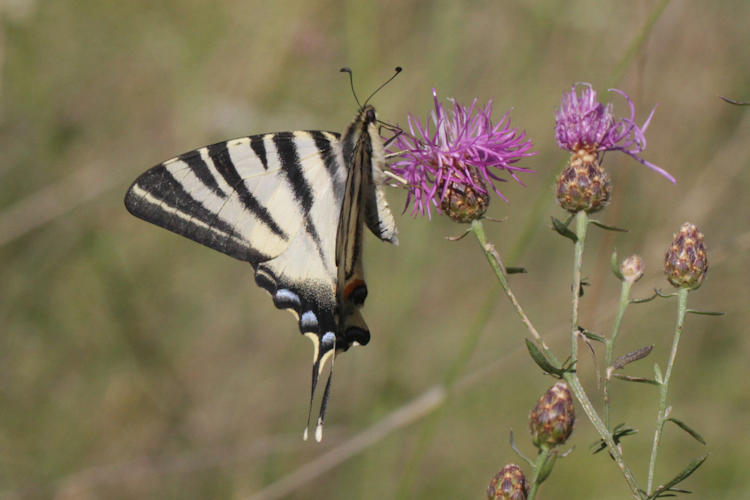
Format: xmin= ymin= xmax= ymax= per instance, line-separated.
xmin=647 ymin=287 xmax=689 ymax=495
xmin=570 ymin=211 xmax=588 ymax=361
xmin=564 ymin=373 xmax=643 ymax=498
xmin=527 ymin=448 xmax=552 ymax=500
xmin=604 ymin=279 xmax=634 ymax=430
xmin=566 ymin=211 xmax=643 ymax=499
xmin=470 ymin=220 xmax=555 ymax=360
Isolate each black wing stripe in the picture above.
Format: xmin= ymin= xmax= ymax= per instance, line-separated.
xmin=310 ymin=130 xmax=345 ymax=192
xmin=126 ymin=165 xmax=267 ymax=263
xmin=273 ymin=133 xmax=327 ymax=262
xmin=250 ymin=135 xmax=269 ymax=170
xmin=206 ymin=142 xmax=288 ymax=241
xmin=178 ymin=150 xmax=227 ymax=198
xmin=273 ymin=133 xmax=314 ymax=213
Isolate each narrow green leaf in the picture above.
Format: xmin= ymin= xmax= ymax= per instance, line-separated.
xmin=445 ymin=227 xmax=472 ymax=241
xmin=535 ymin=452 xmax=557 ymax=485
xmin=613 ymin=425 xmax=638 ymax=441
xmin=612 ymin=345 xmax=653 ymax=370
xmin=525 ymin=339 xmax=564 ymax=376
xmin=590 ymin=439 xmax=607 ymax=454
xmin=509 ymin=430 xmax=535 ymax=466
xmin=654 ymin=364 xmax=664 ymax=384
xmin=686 ymin=309 xmax=725 ymax=316
xmin=551 ymin=216 xmax=578 ymax=243
xmin=648 ymin=455 xmax=708 ymax=499
xmin=612 ymin=373 xmax=660 ymax=385
xmin=590 ymin=219 xmax=629 ymax=232
xmin=631 ymin=291 xmax=658 ymax=304
xmin=667 ymin=418 xmax=707 ymax=445
xmin=591 ymin=424 xmax=637 ymax=454
xmin=581 ymin=329 xmax=606 ymax=343
xmin=506 ymin=266 xmax=527 ymax=274
xmin=610 ymin=250 xmax=624 ymax=281
xmin=560 ymin=357 xmax=578 ymax=374
xmin=655 ymin=288 xmax=678 ymax=298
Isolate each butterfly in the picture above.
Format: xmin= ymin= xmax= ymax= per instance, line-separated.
xmin=124 ymin=74 xmax=399 ymax=440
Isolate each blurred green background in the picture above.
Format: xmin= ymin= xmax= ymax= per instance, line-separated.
xmin=1 ymin=0 xmax=748 ymax=498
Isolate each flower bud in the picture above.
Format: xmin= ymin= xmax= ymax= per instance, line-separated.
xmin=555 ymin=151 xmax=611 ymax=213
xmin=529 ymin=382 xmax=575 ymax=449
xmin=487 ymin=463 xmax=528 ymax=500
xmin=439 ymin=176 xmax=490 ymax=223
xmin=620 ymin=254 xmax=645 ymax=283
xmin=664 ymin=222 xmax=708 ymax=289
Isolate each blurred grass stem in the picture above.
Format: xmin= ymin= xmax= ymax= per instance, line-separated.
xmin=608 ymin=0 xmax=672 ymax=88
xmin=647 ymin=287 xmax=689 ymax=494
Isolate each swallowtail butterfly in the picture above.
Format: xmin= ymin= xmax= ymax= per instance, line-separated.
xmin=124 ymin=77 xmax=398 ymax=440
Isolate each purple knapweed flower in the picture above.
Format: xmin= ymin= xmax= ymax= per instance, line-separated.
xmin=554 ymin=83 xmax=675 ymax=183
xmin=387 ymin=89 xmax=535 ymax=221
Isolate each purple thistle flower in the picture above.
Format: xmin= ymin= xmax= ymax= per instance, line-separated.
xmin=554 ymin=83 xmax=675 ymax=183
xmin=387 ymin=89 xmax=536 ymax=220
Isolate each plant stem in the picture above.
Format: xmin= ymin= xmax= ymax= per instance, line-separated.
xmin=647 ymin=287 xmax=689 ymax=494
xmin=565 ymin=211 xmax=643 ymax=499
xmin=570 ymin=211 xmax=588 ymax=361
xmin=564 ymin=372 xmax=644 ymax=499
xmin=527 ymin=449 xmax=552 ymax=500
xmin=604 ymin=279 xmax=633 ymax=430
xmin=470 ymin=220 xmax=554 ymax=360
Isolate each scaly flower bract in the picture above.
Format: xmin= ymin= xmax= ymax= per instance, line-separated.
xmin=554 ymin=83 xmax=675 ymax=183
xmin=387 ymin=89 xmax=535 ymax=219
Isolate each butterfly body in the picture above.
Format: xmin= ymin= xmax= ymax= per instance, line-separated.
xmin=125 ymin=105 xmax=396 ymax=439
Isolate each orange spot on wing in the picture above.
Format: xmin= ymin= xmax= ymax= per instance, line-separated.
xmin=344 ymin=279 xmax=366 ymax=300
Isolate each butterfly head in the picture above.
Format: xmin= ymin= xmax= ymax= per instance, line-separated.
xmin=363 ymin=105 xmax=377 ymax=126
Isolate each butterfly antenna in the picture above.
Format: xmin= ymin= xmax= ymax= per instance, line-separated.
xmin=340 ymin=67 xmax=362 ymax=109
xmin=363 ymin=66 xmax=402 ymax=107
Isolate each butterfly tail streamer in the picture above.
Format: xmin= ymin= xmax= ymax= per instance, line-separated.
xmin=315 ymin=355 xmax=336 ymax=442
xmin=303 ymin=334 xmax=337 ymax=441
xmin=303 ymin=362 xmax=321 ymax=441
